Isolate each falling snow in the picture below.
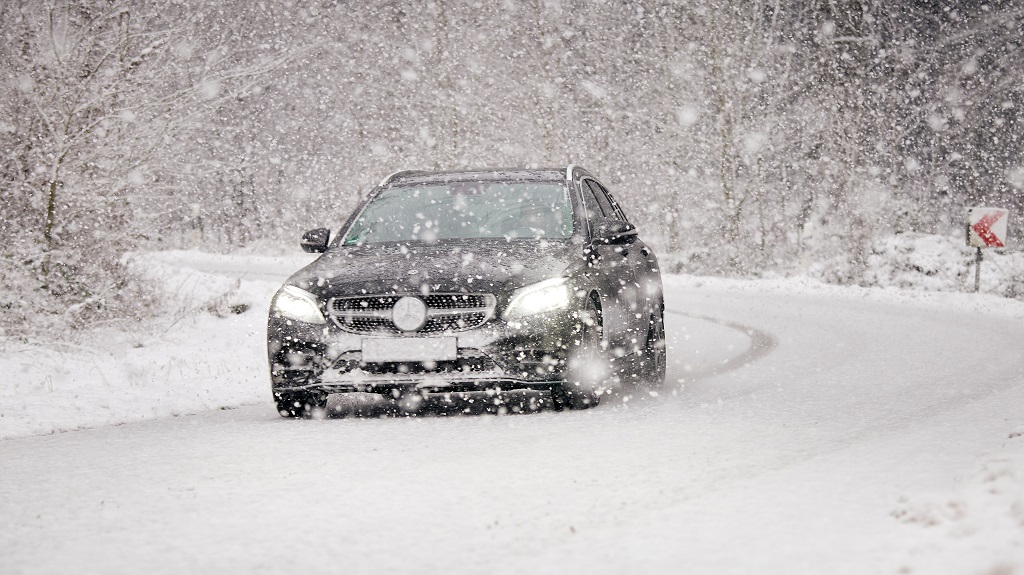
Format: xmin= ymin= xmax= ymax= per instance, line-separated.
xmin=2 ymin=1 xmax=1024 ymax=572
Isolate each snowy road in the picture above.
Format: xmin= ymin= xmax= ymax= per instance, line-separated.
xmin=2 ymin=264 xmax=1023 ymax=573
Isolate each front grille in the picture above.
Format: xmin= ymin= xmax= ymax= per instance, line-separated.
xmin=328 ymin=293 xmax=496 ymax=335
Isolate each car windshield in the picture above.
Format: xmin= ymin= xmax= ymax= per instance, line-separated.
xmin=341 ymin=181 xmax=573 ymax=245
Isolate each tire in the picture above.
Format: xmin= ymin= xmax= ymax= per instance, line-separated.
xmin=640 ymin=301 xmax=666 ymax=387
xmin=275 ymin=390 xmax=327 ymax=419
xmin=553 ymin=295 xmax=604 ymax=410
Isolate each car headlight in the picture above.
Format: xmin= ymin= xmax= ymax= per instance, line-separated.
xmin=502 ymin=278 xmax=571 ymax=320
xmin=271 ymin=285 xmax=327 ymax=324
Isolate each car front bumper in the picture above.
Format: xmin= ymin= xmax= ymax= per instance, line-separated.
xmin=268 ymin=309 xmax=583 ymax=397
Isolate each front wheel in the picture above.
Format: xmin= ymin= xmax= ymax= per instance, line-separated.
xmin=553 ymin=296 xmax=604 ymax=410
xmin=640 ymin=303 xmax=666 ymax=387
xmin=274 ymin=390 xmax=327 ymax=419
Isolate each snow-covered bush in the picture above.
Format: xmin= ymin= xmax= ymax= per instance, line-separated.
xmin=0 ymin=242 xmax=156 ymax=340
xmin=811 ymin=233 xmax=1024 ymax=300
xmin=863 ymin=233 xmax=971 ymax=292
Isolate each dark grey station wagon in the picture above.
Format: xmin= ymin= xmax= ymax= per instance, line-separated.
xmin=268 ymin=166 xmax=665 ymax=417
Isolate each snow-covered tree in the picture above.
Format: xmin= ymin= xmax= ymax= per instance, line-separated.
xmin=4 ymin=0 xmax=1022 ymax=336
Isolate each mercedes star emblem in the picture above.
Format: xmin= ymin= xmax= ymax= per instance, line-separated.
xmin=392 ymin=296 xmax=428 ymax=332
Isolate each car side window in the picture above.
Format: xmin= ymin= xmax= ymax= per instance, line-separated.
xmin=580 ymin=180 xmax=607 ymax=223
xmin=587 ymin=180 xmax=628 ymax=222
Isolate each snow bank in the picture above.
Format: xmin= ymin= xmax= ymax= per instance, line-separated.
xmin=667 ymin=270 xmax=1024 ymax=322
xmin=0 ymin=251 xmax=313 ymax=440
xmin=663 ymin=232 xmax=1024 ymax=301
xmin=813 ymin=232 xmax=1024 ymax=299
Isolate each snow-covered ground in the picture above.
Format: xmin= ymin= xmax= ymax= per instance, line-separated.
xmin=0 ymin=251 xmax=316 ymax=439
xmin=1 ymin=249 xmax=1022 ymax=573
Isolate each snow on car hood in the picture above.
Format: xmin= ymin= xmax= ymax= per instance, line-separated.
xmin=287 ymin=238 xmax=580 ymax=299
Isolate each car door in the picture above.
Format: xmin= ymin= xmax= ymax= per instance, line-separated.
xmin=578 ymin=177 xmax=638 ymax=355
xmin=586 ymin=179 xmax=652 ymax=354
xmin=604 ymin=183 xmax=662 ymax=346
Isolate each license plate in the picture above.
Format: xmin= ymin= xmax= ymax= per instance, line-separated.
xmin=361 ymin=337 xmax=458 ymax=362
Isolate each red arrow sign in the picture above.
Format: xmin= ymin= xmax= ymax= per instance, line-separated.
xmin=972 ymin=210 xmax=1006 ymax=247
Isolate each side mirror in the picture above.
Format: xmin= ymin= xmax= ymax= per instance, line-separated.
xmin=592 ymin=219 xmax=638 ymax=245
xmin=300 ymin=228 xmax=330 ymax=253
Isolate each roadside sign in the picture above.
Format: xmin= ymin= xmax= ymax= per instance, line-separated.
xmin=966 ymin=207 xmax=1010 ymax=293
xmin=967 ymin=207 xmax=1009 ymax=248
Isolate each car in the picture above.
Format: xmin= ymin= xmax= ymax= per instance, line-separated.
xmin=267 ymin=165 xmax=665 ymax=417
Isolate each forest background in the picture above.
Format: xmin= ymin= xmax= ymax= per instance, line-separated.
xmin=2 ymin=0 xmax=1022 ymax=336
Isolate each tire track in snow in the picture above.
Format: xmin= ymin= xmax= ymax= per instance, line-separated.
xmin=664 ymin=308 xmax=777 ymax=381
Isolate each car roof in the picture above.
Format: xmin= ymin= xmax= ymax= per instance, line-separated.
xmin=381 ymin=167 xmax=590 ymax=189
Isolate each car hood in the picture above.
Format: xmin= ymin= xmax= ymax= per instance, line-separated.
xmin=287 ymin=238 xmax=580 ymax=300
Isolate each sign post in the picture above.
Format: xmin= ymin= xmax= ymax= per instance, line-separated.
xmin=966 ymin=207 xmax=1010 ymax=292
